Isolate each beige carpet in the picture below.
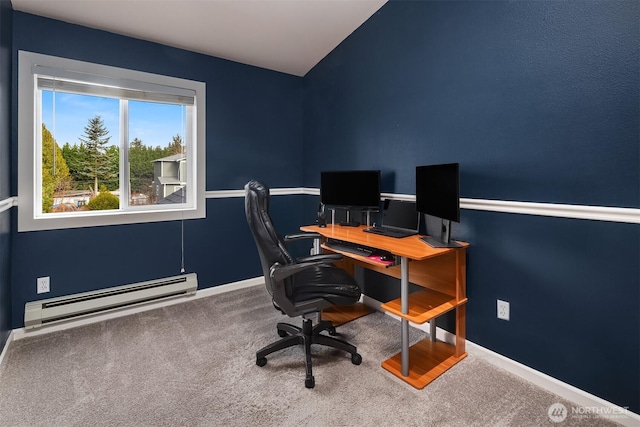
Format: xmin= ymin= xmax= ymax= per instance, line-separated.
xmin=0 ymin=286 xmax=619 ymax=426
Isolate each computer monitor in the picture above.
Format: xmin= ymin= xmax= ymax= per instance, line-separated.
xmin=415 ymin=163 xmax=461 ymax=248
xmin=320 ymin=170 xmax=381 ymax=226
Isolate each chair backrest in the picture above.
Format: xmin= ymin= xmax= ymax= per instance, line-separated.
xmin=244 ymin=180 xmax=294 ymax=299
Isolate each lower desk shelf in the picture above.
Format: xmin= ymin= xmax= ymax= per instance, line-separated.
xmin=381 ymin=339 xmax=467 ymax=389
xmin=322 ymin=302 xmax=374 ymax=326
xmin=380 ymin=288 xmax=467 ymax=325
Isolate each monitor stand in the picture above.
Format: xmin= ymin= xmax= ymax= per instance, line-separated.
xmin=339 ymin=210 xmax=360 ymax=227
xmin=420 ymin=218 xmax=461 ymax=248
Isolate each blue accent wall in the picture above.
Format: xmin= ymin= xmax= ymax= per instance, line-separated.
xmin=0 ymin=0 xmax=13 ymax=350
xmin=9 ymin=12 xmax=304 ymax=326
xmin=303 ymin=0 xmax=639 ymax=413
xmin=304 ymin=0 xmax=638 ymax=208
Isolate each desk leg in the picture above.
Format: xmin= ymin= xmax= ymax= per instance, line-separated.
xmin=401 ymin=256 xmax=409 ymax=377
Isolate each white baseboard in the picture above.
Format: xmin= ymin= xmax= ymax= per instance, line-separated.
xmin=367 ymin=296 xmax=638 ymax=425
xmin=405 ymin=316 xmax=639 ymax=427
xmin=0 ymin=330 xmax=14 ymax=368
xmin=466 ymin=340 xmax=639 ymax=426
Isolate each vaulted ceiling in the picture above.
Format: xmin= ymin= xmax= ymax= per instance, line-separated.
xmin=11 ymin=0 xmax=387 ymax=76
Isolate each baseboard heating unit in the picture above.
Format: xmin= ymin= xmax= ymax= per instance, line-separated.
xmin=24 ymin=273 xmax=198 ymax=329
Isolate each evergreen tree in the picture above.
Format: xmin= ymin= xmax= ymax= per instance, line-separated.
xmin=104 ymin=145 xmax=120 ymax=191
xmin=62 ymin=142 xmax=89 ymax=189
xmin=129 ymin=140 xmax=165 ymax=195
xmin=41 ymin=124 xmax=70 ymax=213
xmin=166 ymin=134 xmax=184 ymax=156
xmin=77 ymin=116 xmax=112 ymax=194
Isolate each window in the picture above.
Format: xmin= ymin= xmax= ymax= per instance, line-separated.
xmin=18 ymin=51 xmax=206 ymax=231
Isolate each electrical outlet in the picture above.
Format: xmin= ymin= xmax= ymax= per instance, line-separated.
xmin=497 ymin=299 xmax=510 ymax=321
xmin=37 ymin=276 xmax=50 ymax=294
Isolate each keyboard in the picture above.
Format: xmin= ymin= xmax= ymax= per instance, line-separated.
xmin=363 ymin=226 xmax=417 ymax=239
xmin=324 ymin=239 xmax=375 ymax=257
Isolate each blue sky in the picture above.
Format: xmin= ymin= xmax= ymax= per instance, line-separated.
xmin=41 ymin=91 xmax=186 ymax=148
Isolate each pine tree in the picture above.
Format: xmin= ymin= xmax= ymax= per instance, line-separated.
xmin=167 ymin=134 xmax=184 ymax=156
xmin=62 ymin=142 xmax=89 ymax=189
xmin=129 ymin=139 xmax=153 ymax=194
xmin=77 ymin=116 xmax=113 ymax=194
xmin=104 ymin=145 xmax=120 ymax=191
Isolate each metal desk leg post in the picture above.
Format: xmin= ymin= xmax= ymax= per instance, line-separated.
xmin=401 ymin=256 xmax=409 ymax=377
xmin=312 ymin=237 xmax=320 ymax=256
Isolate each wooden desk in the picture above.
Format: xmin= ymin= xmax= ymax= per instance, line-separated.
xmin=300 ymin=224 xmax=468 ymax=389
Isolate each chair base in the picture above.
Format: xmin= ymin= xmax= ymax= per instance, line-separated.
xmin=256 ymin=318 xmax=362 ymax=388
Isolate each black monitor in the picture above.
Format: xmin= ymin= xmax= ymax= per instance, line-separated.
xmin=415 ymin=163 xmax=461 ymax=248
xmin=320 ymin=170 xmax=381 ymax=226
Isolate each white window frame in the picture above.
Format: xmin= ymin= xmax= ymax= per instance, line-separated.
xmin=18 ymin=51 xmax=206 ymax=231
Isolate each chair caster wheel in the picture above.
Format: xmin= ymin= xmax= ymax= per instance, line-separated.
xmin=305 ymin=376 xmax=315 ymax=388
xmin=328 ymin=326 xmax=337 ymax=336
xmin=277 ymin=329 xmax=288 ymax=337
xmin=256 ymin=357 xmax=267 ymax=367
xmin=351 ymin=353 xmax=362 ymax=365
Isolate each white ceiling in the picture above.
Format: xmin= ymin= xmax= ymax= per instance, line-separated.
xmin=11 ymin=0 xmax=387 ymax=76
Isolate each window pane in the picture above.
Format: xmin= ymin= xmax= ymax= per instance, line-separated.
xmin=41 ymin=91 xmax=120 ymax=214
xmin=128 ymin=101 xmax=187 ymax=206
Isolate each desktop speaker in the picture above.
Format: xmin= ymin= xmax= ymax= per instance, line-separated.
xmin=316 ymin=204 xmax=327 ymax=228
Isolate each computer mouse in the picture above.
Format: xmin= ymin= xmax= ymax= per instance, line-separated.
xmin=380 ymin=254 xmax=393 ymax=262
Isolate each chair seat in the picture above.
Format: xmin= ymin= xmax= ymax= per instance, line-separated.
xmin=290 ymin=265 xmax=361 ymax=306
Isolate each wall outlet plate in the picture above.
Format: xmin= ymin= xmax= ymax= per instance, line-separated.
xmin=37 ymin=276 xmax=50 ymax=294
xmin=497 ymin=299 xmax=510 ymax=321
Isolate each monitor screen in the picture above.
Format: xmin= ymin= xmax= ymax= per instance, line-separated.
xmin=320 ymin=170 xmax=381 ymax=209
xmin=415 ymin=163 xmax=460 ymax=222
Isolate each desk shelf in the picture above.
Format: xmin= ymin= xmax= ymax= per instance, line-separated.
xmin=322 ymin=303 xmax=374 ymax=326
xmin=381 ymin=289 xmax=468 ymax=325
xmin=381 ymin=339 xmax=467 ymax=389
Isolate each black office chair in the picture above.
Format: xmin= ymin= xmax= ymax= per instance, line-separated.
xmin=244 ymin=180 xmax=363 ymax=388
